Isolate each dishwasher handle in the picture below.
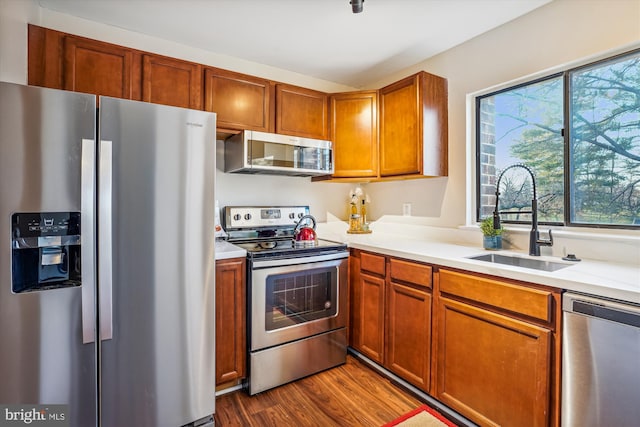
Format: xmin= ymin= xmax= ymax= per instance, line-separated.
xmin=563 ymin=292 xmax=640 ymax=328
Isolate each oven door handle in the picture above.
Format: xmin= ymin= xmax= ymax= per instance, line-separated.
xmin=251 ymin=251 xmax=348 ymax=268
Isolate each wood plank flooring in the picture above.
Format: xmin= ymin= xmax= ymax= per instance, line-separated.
xmin=214 ymin=355 xmax=424 ymax=426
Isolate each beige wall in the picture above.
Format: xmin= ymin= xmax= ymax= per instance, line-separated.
xmin=1 ymin=0 xmax=639 ymax=224
xmin=0 ymin=0 xmax=36 ymax=83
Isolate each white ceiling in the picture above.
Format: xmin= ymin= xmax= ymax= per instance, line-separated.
xmin=37 ymin=0 xmax=551 ymax=88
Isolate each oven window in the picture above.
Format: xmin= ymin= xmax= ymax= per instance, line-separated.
xmin=265 ymin=266 xmax=338 ymax=331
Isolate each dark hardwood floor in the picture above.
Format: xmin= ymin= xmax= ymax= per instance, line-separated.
xmin=214 ymin=355 xmax=424 ymax=426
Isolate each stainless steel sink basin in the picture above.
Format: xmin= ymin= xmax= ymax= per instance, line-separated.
xmin=467 ymin=253 xmax=571 ymax=272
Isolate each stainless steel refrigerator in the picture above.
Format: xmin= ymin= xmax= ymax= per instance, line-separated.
xmin=0 ymin=82 xmax=216 ymax=427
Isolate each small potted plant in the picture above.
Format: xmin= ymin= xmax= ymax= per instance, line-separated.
xmin=480 ymin=217 xmax=503 ymax=250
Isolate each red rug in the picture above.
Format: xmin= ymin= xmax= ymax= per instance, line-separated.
xmin=383 ymin=404 xmax=458 ymax=427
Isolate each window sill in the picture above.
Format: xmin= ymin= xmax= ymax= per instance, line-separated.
xmin=461 ymin=224 xmax=640 ymax=243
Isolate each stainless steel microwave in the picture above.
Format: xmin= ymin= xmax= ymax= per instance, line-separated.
xmin=224 ymin=130 xmax=334 ymax=177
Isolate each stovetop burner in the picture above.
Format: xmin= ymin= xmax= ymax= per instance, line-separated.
xmin=233 ymin=237 xmax=346 ymax=259
xmin=257 ymin=241 xmax=278 ymax=249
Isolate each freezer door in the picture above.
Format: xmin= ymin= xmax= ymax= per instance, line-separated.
xmin=0 ymin=82 xmax=97 ymax=426
xmin=98 ymin=97 xmax=216 ymax=427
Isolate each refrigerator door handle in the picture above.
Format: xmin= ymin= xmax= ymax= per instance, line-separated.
xmin=99 ymin=140 xmax=114 ymax=341
xmin=81 ymin=139 xmax=96 ymax=344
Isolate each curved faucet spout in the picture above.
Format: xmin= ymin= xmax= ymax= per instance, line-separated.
xmin=492 ymin=163 xmax=552 ymax=256
xmin=495 ymin=163 xmax=537 ymax=202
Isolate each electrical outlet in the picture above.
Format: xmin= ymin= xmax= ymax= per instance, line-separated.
xmin=402 ymin=203 xmax=411 ymax=216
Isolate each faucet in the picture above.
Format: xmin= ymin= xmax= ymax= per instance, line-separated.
xmin=492 ymin=163 xmax=553 ymax=256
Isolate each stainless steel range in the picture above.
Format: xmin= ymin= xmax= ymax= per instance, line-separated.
xmin=223 ymin=206 xmax=348 ymax=395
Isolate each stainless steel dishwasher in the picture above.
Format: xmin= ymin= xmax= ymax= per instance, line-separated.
xmin=562 ymin=292 xmax=640 ymax=427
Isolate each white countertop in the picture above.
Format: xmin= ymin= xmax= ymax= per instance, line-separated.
xmin=213 ymin=222 xmax=639 ymax=304
xmin=318 ymin=223 xmax=640 ymax=305
xmin=215 ymin=240 xmax=246 ymax=260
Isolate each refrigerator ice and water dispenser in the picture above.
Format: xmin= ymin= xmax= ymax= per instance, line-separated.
xmin=11 ymin=212 xmax=81 ymax=293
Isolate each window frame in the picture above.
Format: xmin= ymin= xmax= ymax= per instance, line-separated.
xmin=474 ymin=48 xmax=640 ymax=230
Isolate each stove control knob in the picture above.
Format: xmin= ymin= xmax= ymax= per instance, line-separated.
xmin=233 ymin=214 xmax=241 ymax=221
xmin=289 ymin=213 xmax=295 ymax=219
xmin=244 ymin=213 xmax=252 ymax=220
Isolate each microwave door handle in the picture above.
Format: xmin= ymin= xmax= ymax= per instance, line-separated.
xmin=81 ymin=139 xmax=96 ymax=344
xmin=98 ymin=140 xmax=114 ymax=341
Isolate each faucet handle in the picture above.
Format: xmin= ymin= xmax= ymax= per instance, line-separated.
xmin=538 ymin=229 xmax=553 ymax=246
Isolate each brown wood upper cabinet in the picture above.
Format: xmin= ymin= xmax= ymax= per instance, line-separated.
xmin=62 ymin=35 xmax=138 ymax=101
xmin=142 ymin=54 xmax=202 ymax=109
xmin=28 ymin=25 xmax=447 ymax=177
xmin=319 ymin=71 xmax=448 ymax=182
xmin=29 ymin=25 xmax=202 ymax=110
xmin=204 ymin=67 xmax=273 ymax=134
xmin=379 ymin=71 xmax=448 ymax=178
xmin=329 ymin=91 xmax=378 ymax=178
xmin=275 ymin=84 xmax=329 ymax=140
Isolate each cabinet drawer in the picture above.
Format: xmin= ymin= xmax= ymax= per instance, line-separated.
xmin=390 ymin=258 xmax=432 ymax=289
xmin=439 ymin=269 xmax=553 ymax=323
xmin=360 ymin=252 xmax=385 ymax=276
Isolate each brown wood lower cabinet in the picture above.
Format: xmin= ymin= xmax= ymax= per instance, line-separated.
xmin=349 ymin=253 xmax=561 ymax=427
xmin=215 ymin=257 xmax=246 ymax=387
xmin=350 ymin=250 xmax=433 ymax=391
xmin=386 ymin=279 xmax=432 ymax=390
xmin=357 ymin=270 xmax=386 ymax=363
xmin=435 ymin=268 xmax=561 ymax=427
xmin=436 ymin=296 xmax=551 ymax=427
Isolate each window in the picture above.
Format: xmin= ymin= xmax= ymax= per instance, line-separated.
xmin=476 ymin=49 xmax=640 ymax=228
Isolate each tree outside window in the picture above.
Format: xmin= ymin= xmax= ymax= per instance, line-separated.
xmin=570 ymin=52 xmax=640 ymax=226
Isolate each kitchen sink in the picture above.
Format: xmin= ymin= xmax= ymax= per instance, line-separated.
xmin=467 ymin=253 xmax=572 ymax=272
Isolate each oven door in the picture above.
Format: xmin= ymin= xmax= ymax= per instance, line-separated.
xmin=250 ymin=252 xmax=348 ymax=351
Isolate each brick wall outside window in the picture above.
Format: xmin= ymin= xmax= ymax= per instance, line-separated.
xmin=479 ymin=98 xmax=496 ymax=219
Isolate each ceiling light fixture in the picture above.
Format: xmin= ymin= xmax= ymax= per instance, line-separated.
xmin=350 ymin=0 xmax=364 ymax=14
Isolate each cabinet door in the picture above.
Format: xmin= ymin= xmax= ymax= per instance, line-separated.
xmin=28 ymin=24 xmax=63 ymax=89
xmin=419 ymin=71 xmax=448 ymax=177
xmin=386 ymin=281 xmax=432 ymax=391
xmin=142 ymin=54 xmax=202 ymax=109
xmin=355 ymin=272 xmax=386 ymax=364
xmin=379 ymin=71 xmax=448 ymax=178
xmin=204 ymin=68 xmax=273 ymax=133
xmin=276 ymin=84 xmax=328 ymax=139
xmin=348 ymin=251 xmax=361 ymax=347
xmin=436 ymin=296 xmax=551 ymax=427
xmin=330 ymin=91 xmax=378 ymax=178
xmin=63 ymin=35 xmax=136 ymax=100
xmin=379 ymin=74 xmax=421 ymax=176
xmin=215 ymin=258 xmax=246 ymax=385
